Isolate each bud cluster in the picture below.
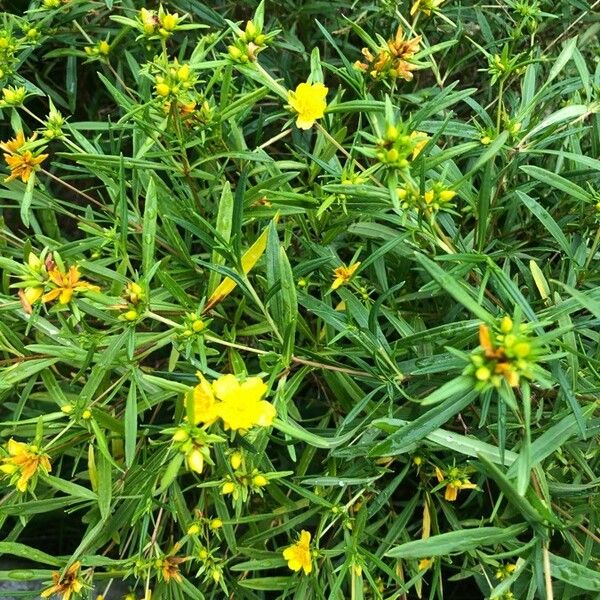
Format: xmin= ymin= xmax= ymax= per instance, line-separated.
xmin=227 ymin=20 xmax=272 ymax=63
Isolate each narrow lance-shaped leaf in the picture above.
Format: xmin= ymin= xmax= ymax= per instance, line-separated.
xmin=204 ymin=217 xmax=276 ymax=311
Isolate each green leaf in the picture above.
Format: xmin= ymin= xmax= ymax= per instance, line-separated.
xmin=142 ymin=176 xmax=158 ymax=277
xmin=386 ymin=524 xmax=527 ymax=558
xmin=516 ymin=191 xmax=573 ymax=258
xmin=415 ymin=253 xmax=494 ymax=322
xmin=549 ymin=553 xmax=600 ymax=591
xmin=370 ymin=389 xmax=478 ymax=456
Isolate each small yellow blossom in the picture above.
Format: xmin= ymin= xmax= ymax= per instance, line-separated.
xmin=331 ymin=262 xmax=361 ymax=291
xmin=41 ymin=561 xmax=83 ymax=600
xmin=435 ymin=466 xmax=477 ymax=501
xmin=1 ymin=130 xmax=48 ymax=183
xmin=411 ymin=0 xmax=446 ymax=16
xmin=159 ymin=555 xmax=185 ymax=583
xmin=1 ymin=438 xmax=51 ymax=492
xmin=287 ymin=82 xmax=328 ymax=130
xmin=210 ymin=518 xmax=223 ymax=529
xmin=283 ymin=530 xmax=313 ymax=575
xmin=410 ymin=130 xmax=429 ymax=159
xmin=496 ymin=562 xmax=517 ymax=580
xmin=42 ymin=265 xmax=100 ymax=304
xmin=418 ymin=557 xmax=433 ymax=570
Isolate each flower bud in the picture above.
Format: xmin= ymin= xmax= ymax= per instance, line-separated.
xmin=386 ymin=148 xmax=399 ymax=162
xmin=221 ymin=481 xmax=235 ymax=495
xmin=2 ymin=86 xmax=26 ymax=106
xmin=192 ymin=319 xmax=205 ymax=332
xmin=439 ymin=190 xmax=456 ymax=202
xmin=172 ymin=428 xmax=189 ymax=443
xmin=385 ymin=125 xmax=399 ymax=141
xmin=210 ymin=518 xmax=222 ymax=529
xmin=187 ymin=523 xmax=200 ymax=535
xmin=475 ymin=366 xmax=491 ymax=381
xmin=161 ymin=13 xmax=178 ymax=31
xmin=245 ymin=20 xmax=257 ymax=40
xmin=252 ymin=474 xmax=268 ymax=487
xmin=177 ymin=64 xmax=190 ymax=82
xmin=228 ymin=45 xmax=243 ymax=60
xmin=229 ymin=451 xmax=242 ymax=470
xmin=155 ymin=83 xmax=171 ymax=97
xmin=500 ymin=316 xmax=513 ymax=333
xmin=186 ymin=448 xmax=204 ymax=474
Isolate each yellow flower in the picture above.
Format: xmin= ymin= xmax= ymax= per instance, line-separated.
xmin=0 ymin=130 xmax=26 ymax=155
xmin=1 ymin=438 xmax=51 ymax=493
xmin=418 ymin=558 xmax=433 ymax=570
xmin=410 ymin=131 xmax=429 ymax=159
xmin=186 ymin=373 xmax=275 ymax=432
xmin=3 ymin=146 xmax=48 ymax=183
xmin=331 ymin=262 xmax=361 ymax=291
xmin=435 ymin=466 xmax=477 ymax=501
xmin=287 ymin=82 xmax=328 ymax=130
xmin=42 ymin=265 xmax=100 ymax=304
xmin=355 ymin=27 xmax=421 ymax=82
xmin=186 ymin=373 xmax=220 ymax=425
xmin=283 ymin=530 xmax=313 ymax=575
xmin=159 ymin=555 xmax=185 ymax=583
xmin=212 ymin=374 xmax=275 ymax=432
xmin=411 ymin=0 xmax=446 ymax=16
xmin=41 ymin=561 xmax=83 ymax=600
xmin=1 ymin=131 xmax=48 ymax=182
xmin=496 ymin=562 xmax=517 ymax=580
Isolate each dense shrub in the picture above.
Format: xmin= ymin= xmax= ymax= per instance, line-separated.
xmin=0 ymin=0 xmax=599 ymax=598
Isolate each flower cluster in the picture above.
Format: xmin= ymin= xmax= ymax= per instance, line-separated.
xmin=0 ymin=438 xmax=51 ymax=493
xmin=220 ymin=449 xmax=272 ymax=502
xmin=354 ymin=26 xmax=421 ymax=82
xmin=434 ymin=465 xmax=477 ymax=501
xmin=228 ymin=20 xmax=272 ymax=63
xmin=153 ymin=61 xmax=196 ymax=100
xmin=14 ymin=251 xmax=100 ymax=311
xmin=138 ymin=7 xmax=183 ymax=39
xmin=84 ymin=39 xmax=110 ymax=59
xmin=397 ymin=182 xmax=456 ymax=213
xmin=375 ymin=126 xmax=428 ymax=169
xmin=171 ymin=426 xmax=224 ymax=475
xmin=186 ymin=373 xmax=276 ymax=432
xmin=118 ymin=281 xmax=146 ymax=322
xmin=465 ymin=317 xmax=540 ymax=389
xmin=1 ymin=84 xmax=27 ymax=107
